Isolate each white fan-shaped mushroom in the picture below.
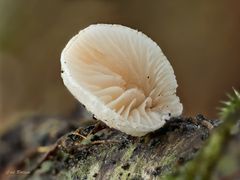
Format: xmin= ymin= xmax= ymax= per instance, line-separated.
xmin=61 ymin=24 xmax=183 ymax=136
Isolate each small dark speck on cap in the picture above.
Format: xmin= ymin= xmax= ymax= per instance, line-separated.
xmin=147 ymin=76 xmax=150 ymax=79
xmin=92 ymin=114 xmax=97 ymax=120
xmin=61 ymin=70 xmax=64 ymax=73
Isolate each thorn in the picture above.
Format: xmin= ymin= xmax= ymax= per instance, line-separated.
xmin=233 ymin=88 xmax=240 ymax=98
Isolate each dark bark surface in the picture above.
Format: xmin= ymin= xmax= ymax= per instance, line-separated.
xmin=0 ymin=115 xmax=215 ymax=180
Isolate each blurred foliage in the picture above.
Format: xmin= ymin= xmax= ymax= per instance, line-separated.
xmin=167 ymin=89 xmax=240 ymax=180
xmin=220 ymin=89 xmax=240 ymax=121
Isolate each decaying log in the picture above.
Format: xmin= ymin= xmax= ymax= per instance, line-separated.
xmin=1 ymin=115 xmax=213 ymax=179
xmin=1 ymin=111 xmax=239 ymax=180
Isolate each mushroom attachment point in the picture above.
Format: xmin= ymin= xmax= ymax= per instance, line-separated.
xmin=61 ymin=24 xmax=183 ymax=136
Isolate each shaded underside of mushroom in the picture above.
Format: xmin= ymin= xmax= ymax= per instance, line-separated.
xmin=61 ymin=24 xmax=183 ymax=136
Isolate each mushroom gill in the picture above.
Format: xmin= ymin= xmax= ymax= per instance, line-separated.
xmin=61 ymin=24 xmax=183 ymax=136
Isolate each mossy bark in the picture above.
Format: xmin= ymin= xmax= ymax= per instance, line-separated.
xmin=0 ymin=115 xmax=212 ymax=180
xmin=0 ymin=113 xmax=239 ymax=180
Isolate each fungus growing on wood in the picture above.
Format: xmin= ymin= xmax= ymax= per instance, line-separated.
xmin=61 ymin=24 xmax=183 ymax=136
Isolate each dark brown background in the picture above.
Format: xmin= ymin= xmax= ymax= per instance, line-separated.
xmin=0 ymin=0 xmax=240 ymax=125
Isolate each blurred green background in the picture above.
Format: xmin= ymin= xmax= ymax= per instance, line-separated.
xmin=0 ymin=0 xmax=240 ymax=124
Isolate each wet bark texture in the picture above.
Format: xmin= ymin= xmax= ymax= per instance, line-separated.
xmin=1 ymin=111 xmax=240 ymax=180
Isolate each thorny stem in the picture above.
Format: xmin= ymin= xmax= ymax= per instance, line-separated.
xmin=168 ymin=90 xmax=240 ymax=180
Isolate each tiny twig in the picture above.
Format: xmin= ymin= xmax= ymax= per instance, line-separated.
xmin=91 ymin=140 xmax=119 ymax=145
xmin=201 ymin=120 xmax=214 ymax=130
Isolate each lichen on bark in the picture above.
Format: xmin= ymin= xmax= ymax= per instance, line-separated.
xmin=6 ymin=116 xmax=211 ymax=180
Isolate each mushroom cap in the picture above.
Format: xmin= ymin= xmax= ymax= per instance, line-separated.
xmin=61 ymin=24 xmax=183 ymax=136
